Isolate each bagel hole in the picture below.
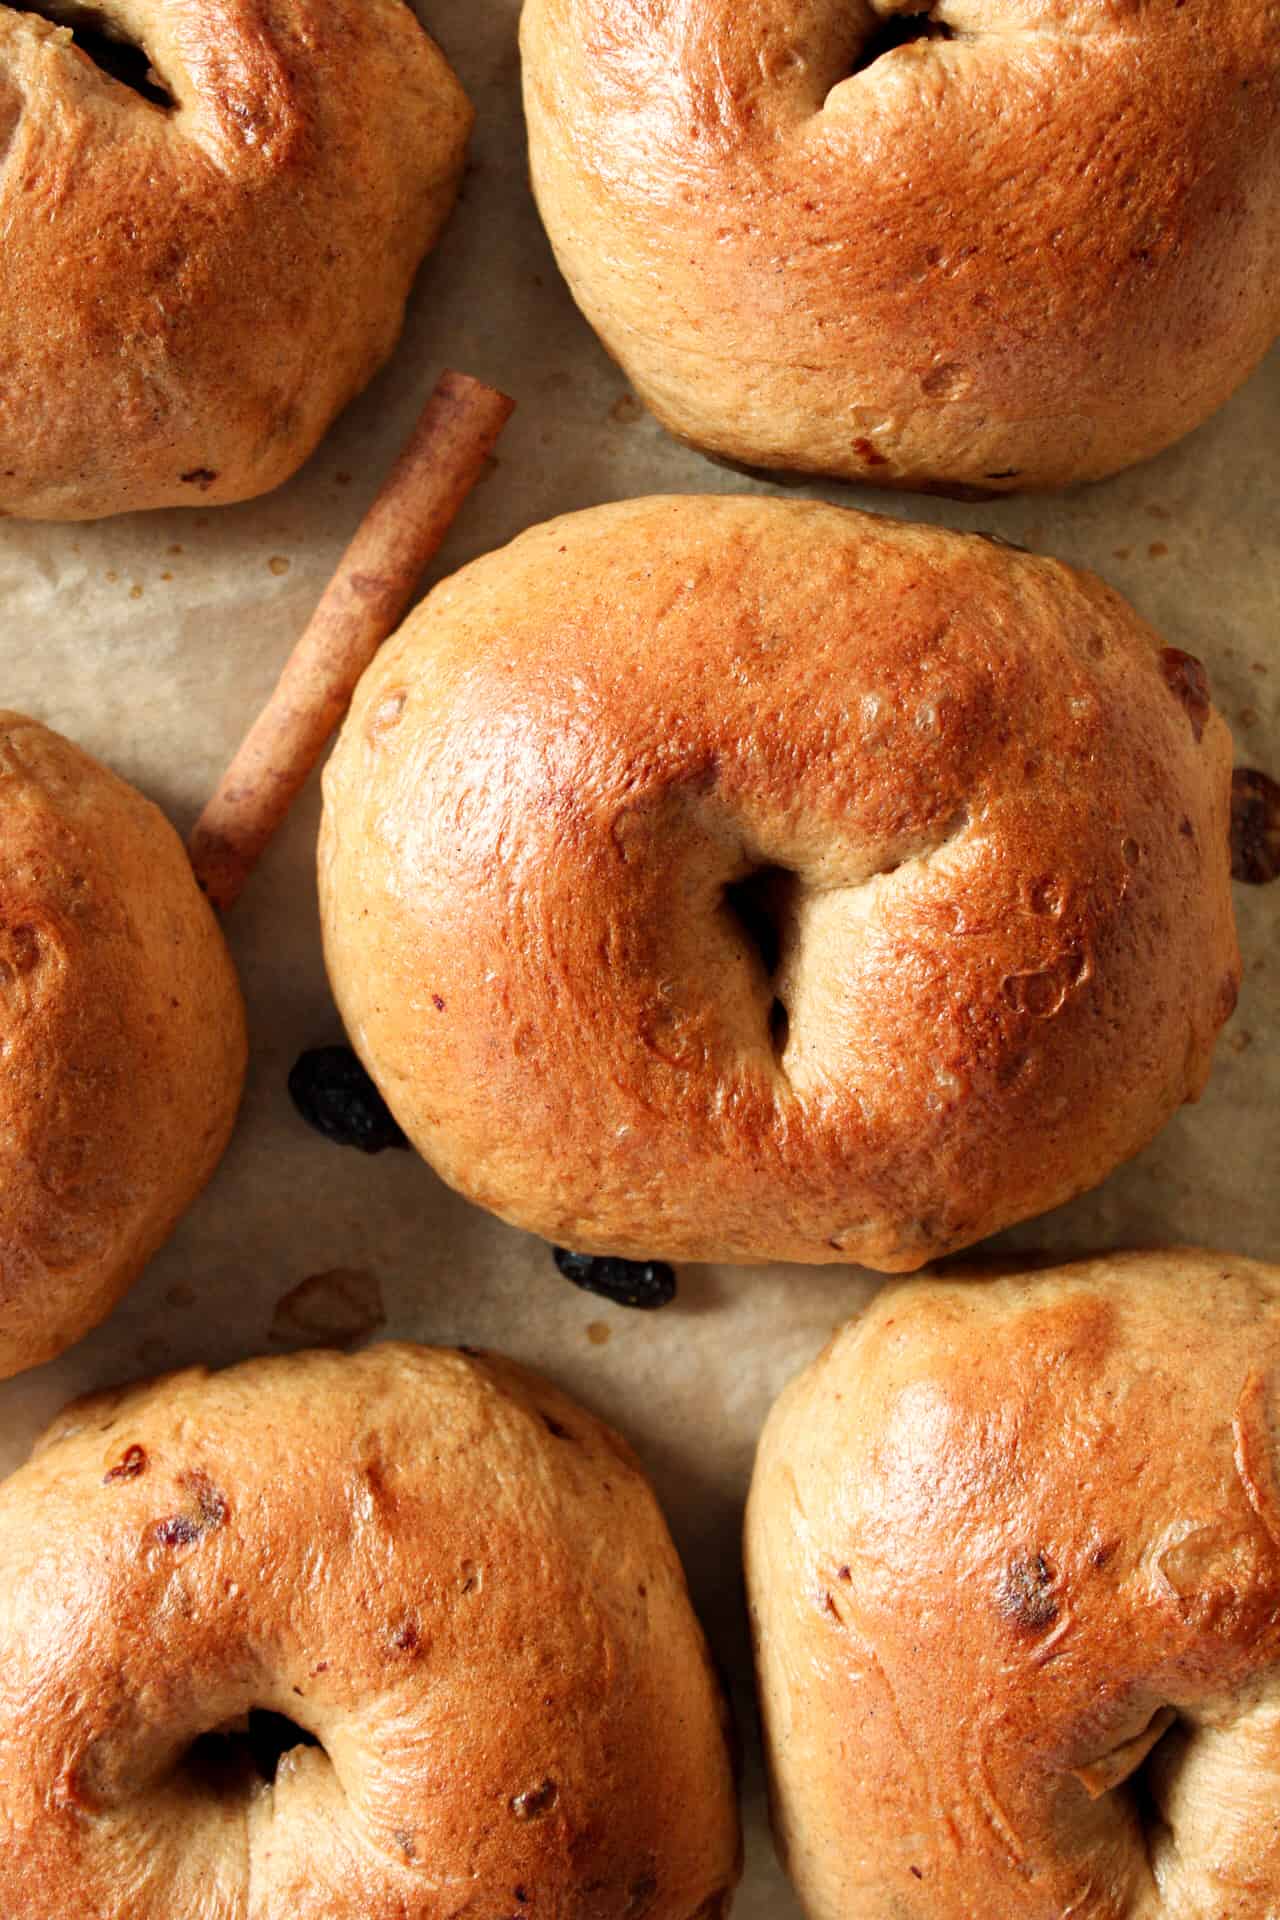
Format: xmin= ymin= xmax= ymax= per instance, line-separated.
xmin=185 ymin=1710 xmax=321 ymax=1793
xmin=724 ymin=867 xmax=789 ymax=979
xmin=723 ymin=866 xmax=794 ymax=1061
xmin=849 ymin=9 xmax=954 ymax=75
xmin=1129 ymin=1711 xmax=1184 ymax=1856
xmin=4 ymin=3 xmax=173 ymax=107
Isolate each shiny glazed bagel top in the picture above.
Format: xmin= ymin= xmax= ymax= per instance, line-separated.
xmin=0 ymin=0 xmax=471 ymax=518
xmin=522 ymin=0 xmax=1280 ymax=488
xmin=319 ymin=496 xmax=1239 ymax=1267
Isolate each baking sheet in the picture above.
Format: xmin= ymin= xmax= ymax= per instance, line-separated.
xmin=1 ymin=5 xmax=1277 ymax=1910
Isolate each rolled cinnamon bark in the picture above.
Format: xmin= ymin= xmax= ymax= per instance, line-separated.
xmin=189 ymin=370 xmax=514 ymax=911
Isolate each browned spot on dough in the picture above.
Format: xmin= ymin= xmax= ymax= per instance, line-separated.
xmin=1158 ymin=648 xmax=1211 ymax=742
xmin=1231 ymin=769 xmax=1280 ymax=885
xmin=391 ymin=1617 xmax=420 ymax=1654
xmin=997 ymin=1553 xmax=1059 ymax=1632
xmin=586 ymin=1321 xmax=610 ymax=1346
xmin=153 ymin=1514 xmax=200 ymax=1548
xmin=104 ymin=1444 xmax=148 ymax=1484
xmin=152 ymin=1472 xmax=227 ymax=1549
xmin=920 ymin=361 xmax=964 ymax=398
xmin=179 ymin=468 xmax=218 ymax=488
xmin=511 ymin=1778 xmax=559 ymax=1820
xmin=1148 ymin=541 xmax=1168 ymax=559
xmin=270 ymin=1268 xmax=385 ymax=1350
xmin=187 ymin=1470 xmax=228 ymax=1530
xmin=852 ymin=435 xmax=888 ymax=466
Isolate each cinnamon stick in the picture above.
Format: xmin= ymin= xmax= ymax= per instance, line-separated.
xmin=188 ymin=370 xmax=514 ymax=911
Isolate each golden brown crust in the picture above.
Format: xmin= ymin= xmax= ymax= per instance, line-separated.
xmin=318 ymin=495 xmax=1238 ymax=1268
xmin=0 ymin=1342 xmax=742 ymax=1919
xmin=0 ymin=0 xmax=472 ymax=520
xmin=745 ymin=1249 xmax=1280 ymax=1919
xmin=0 ymin=712 xmax=245 ymax=1377
xmin=521 ymin=0 xmax=1280 ymax=491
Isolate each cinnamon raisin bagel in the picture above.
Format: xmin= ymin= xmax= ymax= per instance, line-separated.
xmin=521 ymin=0 xmax=1280 ymax=492
xmin=318 ymin=495 xmax=1239 ymax=1269
xmin=0 ymin=0 xmax=471 ymax=520
xmin=745 ymin=1249 xmax=1280 ymax=1919
xmin=0 ymin=1343 xmax=741 ymax=1919
xmin=0 ymin=712 xmax=245 ymax=1377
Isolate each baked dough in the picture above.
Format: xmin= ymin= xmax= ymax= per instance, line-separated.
xmin=746 ymin=1249 xmax=1280 ymax=1918
xmin=0 ymin=0 xmax=471 ymax=519
xmin=0 ymin=1342 xmax=741 ymax=1919
xmin=522 ymin=0 xmax=1280 ymax=491
xmin=318 ymin=495 xmax=1239 ymax=1268
xmin=0 ymin=712 xmax=245 ymax=1376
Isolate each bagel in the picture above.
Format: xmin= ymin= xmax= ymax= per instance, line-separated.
xmin=521 ymin=0 xmax=1280 ymax=492
xmin=0 ymin=712 xmax=245 ymax=1377
xmin=0 ymin=1342 xmax=741 ymax=1919
xmin=0 ymin=0 xmax=471 ymax=520
xmin=745 ymin=1249 xmax=1280 ymax=1918
xmin=318 ymin=495 xmax=1238 ymax=1269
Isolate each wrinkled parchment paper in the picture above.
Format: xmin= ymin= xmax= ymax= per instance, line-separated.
xmin=1 ymin=6 xmax=1277 ymax=1910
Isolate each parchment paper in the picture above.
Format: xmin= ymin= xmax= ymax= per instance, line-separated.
xmin=1 ymin=6 xmax=1277 ymax=1911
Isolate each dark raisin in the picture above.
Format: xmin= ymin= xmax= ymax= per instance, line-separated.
xmin=552 ymin=1248 xmax=677 ymax=1311
xmin=1231 ymin=768 xmax=1280 ymax=885
xmin=288 ymin=1047 xmax=409 ymax=1154
xmin=996 ymin=1552 xmax=1059 ymax=1632
xmin=153 ymin=1515 xmax=200 ymax=1548
xmin=510 ymin=1778 xmax=559 ymax=1820
xmin=103 ymin=1444 xmax=147 ymax=1484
